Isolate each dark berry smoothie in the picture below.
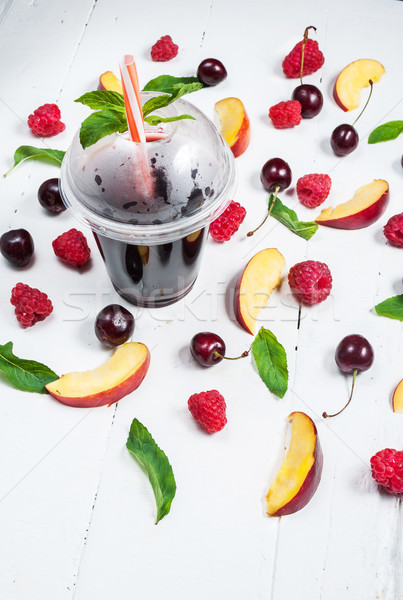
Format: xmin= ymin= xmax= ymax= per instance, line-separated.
xmin=60 ymin=93 xmax=236 ymax=307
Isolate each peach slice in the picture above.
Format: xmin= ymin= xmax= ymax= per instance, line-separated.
xmin=333 ymin=59 xmax=385 ymax=112
xmin=99 ymin=71 xmax=123 ymax=93
xmin=46 ymin=342 xmax=150 ymax=408
xmin=392 ymin=379 xmax=403 ymax=413
xmin=266 ymin=412 xmax=323 ymax=517
xmin=315 ymin=179 xmax=389 ymax=230
xmin=214 ymin=97 xmax=251 ymax=158
xmin=234 ymin=248 xmax=285 ymax=335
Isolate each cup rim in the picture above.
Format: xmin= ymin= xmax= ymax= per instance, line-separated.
xmin=59 ymin=94 xmax=237 ymax=245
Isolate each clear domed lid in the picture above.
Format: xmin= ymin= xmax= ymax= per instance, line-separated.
xmin=60 ymin=93 xmax=236 ymax=244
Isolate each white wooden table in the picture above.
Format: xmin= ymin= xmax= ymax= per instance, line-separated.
xmin=1 ymin=0 xmax=403 ymax=598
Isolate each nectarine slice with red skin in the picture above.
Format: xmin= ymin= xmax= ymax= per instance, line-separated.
xmin=315 ymin=179 xmax=389 ymax=230
xmin=392 ymin=379 xmax=403 ymax=413
xmin=98 ymin=71 xmax=123 ymax=93
xmin=234 ymin=248 xmax=285 ymax=335
xmin=46 ymin=342 xmax=150 ymax=408
xmin=333 ymin=59 xmax=385 ymax=112
xmin=214 ymin=97 xmax=251 ymax=158
xmin=266 ymin=412 xmax=323 ymax=517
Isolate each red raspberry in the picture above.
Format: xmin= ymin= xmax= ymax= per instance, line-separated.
xmin=269 ymin=101 xmax=302 ymax=129
xmin=188 ymin=390 xmax=227 ymax=433
xmin=384 ymin=213 xmax=403 ymax=247
xmin=11 ymin=282 xmax=53 ymax=328
xmin=27 ymin=103 xmax=66 ymax=137
xmin=288 ymin=260 xmax=332 ymax=305
xmin=150 ymin=35 xmax=179 ymax=62
xmin=282 ymin=38 xmax=325 ymax=78
xmin=209 ymin=201 xmax=246 ymax=242
xmin=371 ymin=448 xmax=403 ymax=494
xmin=52 ymin=228 xmax=91 ymax=267
xmin=297 ymin=174 xmax=332 ymax=208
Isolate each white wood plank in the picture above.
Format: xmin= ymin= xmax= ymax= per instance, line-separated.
xmin=269 ymin=3 xmax=403 ymax=599
xmin=0 ymin=1 xmax=123 ymax=599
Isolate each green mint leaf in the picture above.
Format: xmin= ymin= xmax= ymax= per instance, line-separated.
xmin=0 ymin=342 xmax=59 ymax=393
xmin=79 ymin=109 xmax=127 ymax=149
xmin=142 ymin=82 xmax=204 ymax=117
xmin=251 ymin=328 xmax=288 ymax=399
xmin=143 ymin=113 xmax=195 ymax=127
xmin=143 ymin=75 xmax=206 ymax=94
xmin=368 ymin=121 xmax=403 ymax=144
xmin=374 ymin=295 xmax=403 ymax=320
xmin=127 ymin=418 xmax=176 ymax=524
xmin=75 ymin=90 xmax=125 ymax=112
xmin=171 ymin=81 xmax=204 ymax=98
xmin=269 ymin=195 xmax=318 ymax=240
xmin=4 ymin=146 xmax=65 ymax=177
xmin=142 ymin=94 xmax=171 ymax=117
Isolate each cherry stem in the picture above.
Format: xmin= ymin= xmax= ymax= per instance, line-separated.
xmin=247 ymin=185 xmax=280 ymax=237
xmin=352 ymin=80 xmax=373 ymax=127
xmin=323 ymin=369 xmax=357 ymax=418
xmin=213 ymin=349 xmax=250 ymax=361
xmin=300 ymin=25 xmax=317 ymax=85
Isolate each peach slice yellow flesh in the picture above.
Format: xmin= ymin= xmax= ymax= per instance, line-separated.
xmin=234 ymin=248 xmax=285 ymax=335
xmin=333 ymin=59 xmax=385 ymax=111
xmin=99 ymin=71 xmax=123 ymax=93
xmin=266 ymin=412 xmax=323 ymax=517
xmin=46 ymin=342 xmax=150 ymax=408
xmin=392 ymin=379 xmax=403 ymax=413
xmin=214 ymin=97 xmax=251 ymax=158
xmin=315 ymin=179 xmax=389 ymax=230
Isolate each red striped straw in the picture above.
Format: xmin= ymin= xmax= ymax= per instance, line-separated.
xmin=119 ymin=55 xmax=146 ymax=143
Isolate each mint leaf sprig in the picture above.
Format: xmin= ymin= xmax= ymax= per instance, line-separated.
xmin=368 ymin=121 xmax=403 ymax=144
xmin=4 ymin=146 xmax=65 ymax=177
xmin=268 ymin=195 xmax=318 ymax=240
xmin=0 ymin=342 xmax=59 ymax=393
xmin=127 ymin=418 xmax=176 ymax=524
xmin=75 ymin=81 xmax=202 ymax=149
xmin=251 ymin=328 xmax=288 ymax=399
xmin=374 ymin=294 xmax=403 ymax=320
xmin=143 ymin=74 xmax=206 ymax=94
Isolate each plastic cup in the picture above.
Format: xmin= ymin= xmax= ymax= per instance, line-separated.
xmin=60 ymin=92 xmax=236 ymax=307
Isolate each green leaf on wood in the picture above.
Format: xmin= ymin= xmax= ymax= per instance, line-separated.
xmin=368 ymin=121 xmax=403 ymax=144
xmin=269 ymin=195 xmax=318 ymax=240
xmin=0 ymin=342 xmax=59 ymax=393
xmin=127 ymin=418 xmax=176 ymax=524
xmin=374 ymin=295 xmax=403 ymax=321
xmin=251 ymin=328 xmax=288 ymax=399
xmin=4 ymin=146 xmax=65 ymax=177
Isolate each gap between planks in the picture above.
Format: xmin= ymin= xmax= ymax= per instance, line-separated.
xmin=71 ymin=404 xmax=119 ymax=599
xmin=56 ymin=0 xmax=99 ymax=102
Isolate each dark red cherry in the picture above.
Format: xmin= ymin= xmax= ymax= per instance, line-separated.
xmin=292 ymin=84 xmax=323 ymax=118
xmin=323 ymin=334 xmax=374 ymax=418
xmin=197 ymin=59 xmax=227 ymax=86
xmin=38 ymin=178 xmax=66 ymax=213
xmin=260 ymin=158 xmax=292 ymax=193
xmin=247 ymin=158 xmax=292 ymax=236
xmin=331 ymin=124 xmax=359 ymax=156
xmin=335 ymin=334 xmax=374 ymax=374
xmin=95 ymin=304 xmax=135 ymax=347
xmin=190 ymin=332 xmax=226 ymax=367
xmin=0 ymin=228 xmax=34 ymax=267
